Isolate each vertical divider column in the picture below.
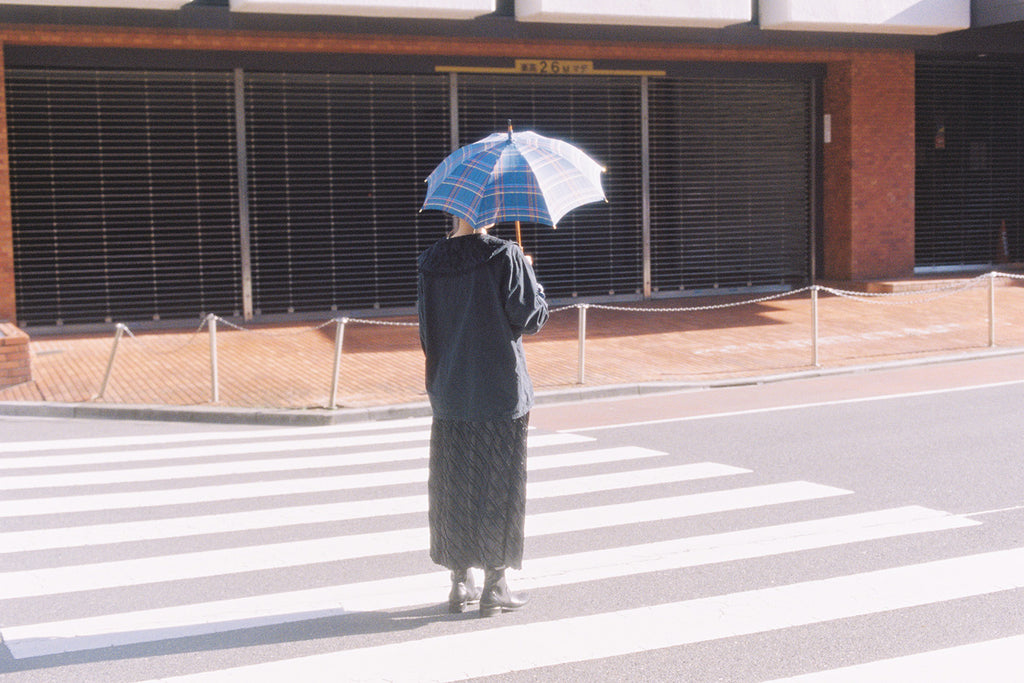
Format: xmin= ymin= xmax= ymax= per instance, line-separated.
xmin=234 ymin=68 xmax=254 ymax=321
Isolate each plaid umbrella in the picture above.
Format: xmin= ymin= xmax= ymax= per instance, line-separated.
xmin=421 ymin=125 xmax=606 ymax=239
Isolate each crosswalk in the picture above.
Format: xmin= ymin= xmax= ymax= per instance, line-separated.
xmin=1 ymin=416 xmax=1021 ymax=681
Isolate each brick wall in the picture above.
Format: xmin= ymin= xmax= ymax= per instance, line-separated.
xmin=0 ymin=45 xmax=14 ymax=322
xmin=0 ymin=322 xmax=30 ymax=389
xmin=822 ymin=52 xmax=916 ymax=281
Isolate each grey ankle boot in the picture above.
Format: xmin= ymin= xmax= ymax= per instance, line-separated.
xmin=479 ymin=568 xmax=527 ymax=617
xmin=448 ymin=569 xmax=481 ymax=614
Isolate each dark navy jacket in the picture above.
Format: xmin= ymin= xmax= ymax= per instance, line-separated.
xmin=417 ymin=233 xmax=549 ymax=421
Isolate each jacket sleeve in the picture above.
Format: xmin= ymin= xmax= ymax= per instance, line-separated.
xmin=416 ymin=273 xmax=429 ymax=355
xmin=499 ymin=244 xmax=549 ymax=337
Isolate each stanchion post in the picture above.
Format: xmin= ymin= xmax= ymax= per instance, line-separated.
xmin=94 ymin=323 xmax=126 ymax=400
xmin=577 ymin=303 xmax=588 ymax=385
xmin=207 ymin=313 xmax=219 ymax=403
xmin=989 ymin=271 xmax=997 ymax=348
xmin=811 ymin=286 xmax=820 ymax=367
xmin=329 ymin=317 xmax=348 ymax=410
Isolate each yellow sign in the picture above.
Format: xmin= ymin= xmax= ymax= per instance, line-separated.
xmin=436 ymin=61 xmax=665 ymax=77
xmin=514 ymin=59 xmax=594 ymax=75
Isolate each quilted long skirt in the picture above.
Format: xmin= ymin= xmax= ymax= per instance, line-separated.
xmin=428 ymin=414 xmax=529 ymax=571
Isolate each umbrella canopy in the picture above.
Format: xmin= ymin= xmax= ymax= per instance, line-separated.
xmin=421 ymin=126 xmax=606 ymax=230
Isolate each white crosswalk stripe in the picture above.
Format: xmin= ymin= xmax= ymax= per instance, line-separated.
xmin=0 ymin=419 xmax=1015 ymax=681
xmin=0 ymin=417 xmax=435 ymax=454
xmin=140 ymin=547 xmax=1024 ymax=683
xmin=765 ymin=635 xmax=1024 ymax=681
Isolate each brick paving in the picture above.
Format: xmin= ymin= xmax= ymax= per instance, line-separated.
xmin=2 ymin=274 xmax=1024 ymax=413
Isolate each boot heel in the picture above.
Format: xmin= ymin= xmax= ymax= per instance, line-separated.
xmin=478 ymin=603 xmax=502 ymax=618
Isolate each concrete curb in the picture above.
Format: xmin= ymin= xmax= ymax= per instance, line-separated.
xmin=3 ymin=346 xmax=1023 ymax=426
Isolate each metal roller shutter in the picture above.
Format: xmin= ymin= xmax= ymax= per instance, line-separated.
xmin=915 ymin=59 xmax=1024 ymax=268
xmin=243 ymin=72 xmax=450 ymax=315
xmin=456 ymin=74 xmax=644 ymax=298
xmin=6 ymin=69 xmax=242 ymax=327
xmin=647 ymin=77 xmax=812 ymax=292
xmin=6 ymin=67 xmax=816 ymax=328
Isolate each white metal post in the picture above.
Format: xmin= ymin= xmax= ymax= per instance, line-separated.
xmin=989 ymin=272 xmax=997 ymax=348
xmin=577 ymin=304 xmax=588 ymax=385
xmin=95 ymin=323 xmax=126 ymax=400
xmin=208 ymin=314 xmax=219 ymax=403
xmin=329 ymin=317 xmax=347 ymax=410
xmin=812 ymin=286 xmax=820 ymax=367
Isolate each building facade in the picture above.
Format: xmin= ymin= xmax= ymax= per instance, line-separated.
xmin=0 ymin=0 xmax=1021 ymax=330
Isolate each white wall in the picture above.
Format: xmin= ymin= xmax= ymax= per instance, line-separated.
xmin=759 ymin=0 xmax=970 ymax=35
xmin=515 ymin=0 xmax=751 ymax=27
xmin=229 ymin=0 xmax=494 ymax=18
xmin=5 ymin=0 xmax=184 ymax=8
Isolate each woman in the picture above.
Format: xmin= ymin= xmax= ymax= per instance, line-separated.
xmin=416 ymin=217 xmax=549 ymax=617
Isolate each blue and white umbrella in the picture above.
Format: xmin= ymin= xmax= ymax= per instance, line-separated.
xmin=421 ymin=124 xmax=606 ymax=243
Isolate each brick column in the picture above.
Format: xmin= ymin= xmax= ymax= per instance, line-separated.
xmin=0 ymin=42 xmax=15 ymax=321
xmin=0 ymin=322 xmax=29 ymax=388
xmin=822 ymin=51 xmax=916 ymax=281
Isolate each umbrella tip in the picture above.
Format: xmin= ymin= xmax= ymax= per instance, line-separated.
xmin=507 ymin=119 xmax=513 ymax=140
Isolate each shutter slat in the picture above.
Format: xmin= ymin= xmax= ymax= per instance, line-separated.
xmin=7 ymin=68 xmax=243 ymax=326
xmin=244 ymin=72 xmax=450 ymax=314
xmin=915 ymin=59 xmax=1024 ymax=268
xmin=647 ymin=77 xmax=812 ymax=292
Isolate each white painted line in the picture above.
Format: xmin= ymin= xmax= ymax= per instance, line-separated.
xmin=0 ymin=417 xmax=434 ymax=453
xmin=0 ymin=462 xmax=745 ymax=553
xmin=565 ymin=379 xmax=1024 ymax=432
xmin=0 ymin=496 xmax=426 ymax=554
xmin=0 ymin=445 xmax=661 ymax=518
xmin=0 ymin=430 xmax=591 ymax=471
xmin=0 ymin=433 xmax=594 ymax=490
xmin=525 ymin=480 xmax=848 ymax=537
xmin=0 ymin=481 xmax=848 ymax=600
xmin=0 ymin=433 xmax=431 ymax=470
xmin=527 ymin=462 xmax=749 ymax=498
xmin=136 ymin=544 xmax=1024 ymax=682
xmin=766 ymin=634 xmax=1024 ymax=681
xmin=2 ymin=506 xmax=972 ymax=658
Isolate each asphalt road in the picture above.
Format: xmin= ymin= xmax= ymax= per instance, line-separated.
xmin=2 ymin=355 xmax=1024 ymax=681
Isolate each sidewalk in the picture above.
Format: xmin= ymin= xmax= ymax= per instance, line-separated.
xmin=2 ymin=275 xmax=1024 ymax=424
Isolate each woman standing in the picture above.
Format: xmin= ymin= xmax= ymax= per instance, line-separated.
xmin=417 ymin=218 xmax=549 ymax=617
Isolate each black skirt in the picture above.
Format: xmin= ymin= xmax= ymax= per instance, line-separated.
xmin=428 ymin=413 xmax=529 ymax=571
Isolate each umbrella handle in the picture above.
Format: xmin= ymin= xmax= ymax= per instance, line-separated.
xmin=514 ymin=221 xmax=533 ymax=265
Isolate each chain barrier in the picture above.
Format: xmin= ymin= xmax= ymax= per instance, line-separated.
xmin=93 ymin=270 xmax=1023 ymax=407
xmin=213 ymin=315 xmax=337 ymax=336
xmin=118 ymin=317 xmax=209 ymax=354
xmin=995 ymin=271 xmax=1024 ymax=281
xmin=343 ymin=317 xmax=419 ymax=327
xmin=818 ymin=276 xmax=987 ymax=305
xmin=573 ymin=287 xmax=814 ymax=314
